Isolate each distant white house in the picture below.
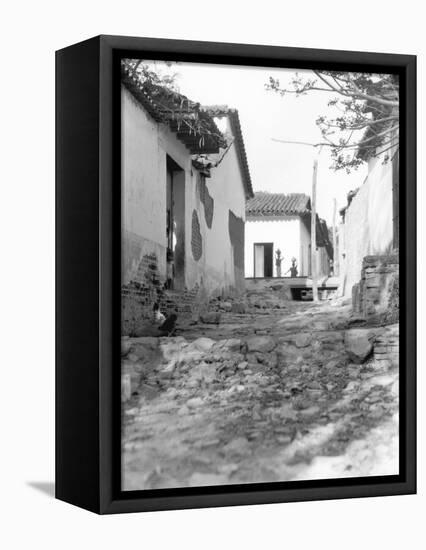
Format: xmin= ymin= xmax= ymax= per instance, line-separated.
xmin=245 ymin=192 xmax=332 ymax=279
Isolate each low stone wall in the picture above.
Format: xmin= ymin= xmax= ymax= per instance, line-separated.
xmin=352 ymin=254 xmax=399 ymax=325
xmin=161 ymin=286 xmax=204 ymax=317
xmin=122 ymin=235 xmax=225 ymax=336
xmin=374 ymin=324 xmax=399 ymax=368
xmin=122 ymin=282 xmax=207 ymax=337
xmin=245 ymin=277 xmax=338 ymax=301
xmin=245 ymin=277 xmax=292 ymax=297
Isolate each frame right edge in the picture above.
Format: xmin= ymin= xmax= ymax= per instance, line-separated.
xmin=401 ymin=54 xmax=417 ymax=494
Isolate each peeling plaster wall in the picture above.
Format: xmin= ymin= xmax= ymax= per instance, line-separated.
xmin=229 ymin=210 xmax=245 ymax=290
xmin=121 ymin=86 xmax=247 ymax=318
xmin=122 ymin=86 xmax=170 ymax=284
xmin=184 ymin=139 xmax=247 ymax=296
xmin=339 ymin=154 xmax=394 ymax=297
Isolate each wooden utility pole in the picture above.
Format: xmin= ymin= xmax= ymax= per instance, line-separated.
xmin=332 ymin=197 xmax=338 ymax=276
xmin=311 ymin=156 xmax=319 ymax=302
xmin=271 ymin=138 xmax=323 ymax=302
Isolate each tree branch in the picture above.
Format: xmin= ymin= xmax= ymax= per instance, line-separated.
xmin=312 ymin=70 xmax=399 ymax=107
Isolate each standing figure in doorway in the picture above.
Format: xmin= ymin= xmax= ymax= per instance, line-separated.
xmin=165 ymin=248 xmax=174 ymax=290
xmin=289 ymin=257 xmax=298 ymax=278
xmin=275 ymin=249 xmax=283 ymax=278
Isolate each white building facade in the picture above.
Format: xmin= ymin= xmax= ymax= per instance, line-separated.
xmin=121 ymin=67 xmax=253 ymax=333
xmin=245 ymin=192 xmax=332 ymax=279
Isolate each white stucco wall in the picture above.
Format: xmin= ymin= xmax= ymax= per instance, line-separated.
xmin=185 ymin=137 xmax=247 ymax=294
xmin=245 ymin=215 xmax=330 ymax=279
xmin=244 ymin=217 xmax=306 ymax=277
xmin=339 ymin=153 xmax=394 ymax=297
xmin=121 ymin=85 xmax=247 ymax=296
xmin=121 ymin=86 xmax=190 ymax=283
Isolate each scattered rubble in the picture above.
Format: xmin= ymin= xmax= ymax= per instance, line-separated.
xmin=122 ymin=288 xmax=399 ymax=490
xmin=200 ymin=312 xmax=221 ymax=324
xmin=344 ymin=328 xmax=376 ymax=363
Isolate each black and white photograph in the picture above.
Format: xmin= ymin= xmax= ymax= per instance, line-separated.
xmin=120 ymin=58 xmax=400 ymax=491
xmin=2 ymin=0 xmax=422 ymax=541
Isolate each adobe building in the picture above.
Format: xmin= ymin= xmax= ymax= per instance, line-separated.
xmin=338 ymin=145 xmax=399 ymax=324
xmin=121 ymin=66 xmax=253 ymax=334
xmin=245 ymin=192 xmax=333 ymax=280
xmin=338 ymin=149 xmax=399 ymax=299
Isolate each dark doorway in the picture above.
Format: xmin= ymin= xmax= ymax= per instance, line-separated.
xmin=166 ymin=155 xmax=185 ymax=289
xmin=254 ymin=242 xmax=273 ymax=278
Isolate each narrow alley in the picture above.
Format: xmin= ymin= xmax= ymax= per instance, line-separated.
xmin=121 ymin=287 xmax=399 ymax=490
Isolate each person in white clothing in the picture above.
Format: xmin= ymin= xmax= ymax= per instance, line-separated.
xmin=152 ymin=302 xmax=166 ymax=325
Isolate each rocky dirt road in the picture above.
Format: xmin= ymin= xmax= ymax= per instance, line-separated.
xmin=121 ymin=290 xmax=399 ymax=490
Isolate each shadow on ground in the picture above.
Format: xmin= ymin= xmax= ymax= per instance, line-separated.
xmin=27 ymin=481 xmax=55 ymax=498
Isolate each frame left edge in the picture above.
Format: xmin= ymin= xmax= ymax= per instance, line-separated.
xmin=55 ymin=36 xmax=103 ymax=514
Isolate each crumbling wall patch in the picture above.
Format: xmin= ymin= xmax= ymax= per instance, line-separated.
xmin=352 ymin=254 xmax=399 ymax=325
xmin=121 ymin=252 xmax=164 ymax=335
xmin=197 ymin=176 xmax=214 ymax=229
xmin=228 ymin=210 xmax=244 ymax=271
xmin=191 ymin=210 xmax=203 ymax=261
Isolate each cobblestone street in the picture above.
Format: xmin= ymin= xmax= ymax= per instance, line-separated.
xmin=122 ymin=289 xmax=399 ymax=490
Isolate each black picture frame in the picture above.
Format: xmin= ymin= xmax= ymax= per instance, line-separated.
xmin=56 ymin=35 xmax=416 ymax=514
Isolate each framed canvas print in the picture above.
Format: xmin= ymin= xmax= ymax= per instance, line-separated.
xmin=56 ymin=35 xmax=416 ymax=514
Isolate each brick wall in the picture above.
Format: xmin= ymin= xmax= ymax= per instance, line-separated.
xmin=161 ymin=285 xmax=201 ymax=316
xmin=121 ymin=249 xmax=204 ymax=335
xmin=374 ymin=324 xmax=399 ymax=367
xmin=121 ymin=252 xmax=165 ymax=335
xmin=352 ymin=254 xmax=399 ymax=325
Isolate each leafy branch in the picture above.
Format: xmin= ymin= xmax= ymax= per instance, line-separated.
xmin=121 ymin=59 xmax=226 ymax=148
xmin=266 ymin=70 xmax=399 ymax=171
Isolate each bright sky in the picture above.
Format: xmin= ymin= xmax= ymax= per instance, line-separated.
xmin=142 ymin=60 xmax=370 ymax=226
